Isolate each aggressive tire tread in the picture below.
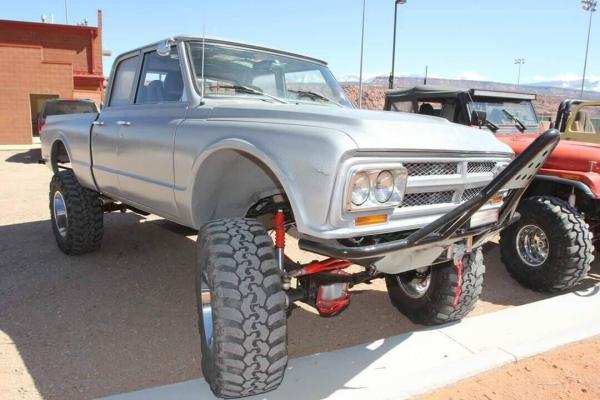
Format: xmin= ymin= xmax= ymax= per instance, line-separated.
xmin=197 ymin=218 xmax=288 ymax=398
xmin=49 ymin=170 xmax=103 ymax=254
xmin=499 ymin=196 xmax=594 ymax=292
xmin=385 ymin=249 xmax=485 ymax=325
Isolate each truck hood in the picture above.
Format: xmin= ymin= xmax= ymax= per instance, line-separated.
xmin=207 ymin=102 xmax=513 ymax=155
xmin=497 ymin=133 xmax=600 ymax=173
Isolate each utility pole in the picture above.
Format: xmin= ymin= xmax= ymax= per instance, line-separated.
xmin=581 ymin=0 xmax=597 ymax=98
xmin=389 ymin=0 xmax=407 ymax=90
xmin=64 ymin=0 xmax=69 ymax=24
xmin=358 ymin=0 xmax=366 ymax=109
xmin=515 ymin=58 xmax=525 ymax=88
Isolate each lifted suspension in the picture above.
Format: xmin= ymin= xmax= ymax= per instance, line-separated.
xmin=273 ymin=210 xmax=375 ymax=317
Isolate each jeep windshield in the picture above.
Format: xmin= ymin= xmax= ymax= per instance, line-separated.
xmin=187 ymin=42 xmax=353 ymax=107
xmin=470 ymin=99 xmax=539 ymax=133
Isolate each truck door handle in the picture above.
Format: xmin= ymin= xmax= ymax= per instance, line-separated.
xmin=92 ymin=121 xmax=104 ymax=126
xmin=116 ymin=121 xmax=131 ymax=126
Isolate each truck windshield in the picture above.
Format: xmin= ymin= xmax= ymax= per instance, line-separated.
xmin=471 ymin=100 xmax=539 ymax=131
xmin=187 ymin=42 xmax=353 ymax=107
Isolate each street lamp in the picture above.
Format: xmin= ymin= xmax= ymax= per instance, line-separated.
xmin=514 ymin=58 xmax=525 ymax=88
xmin=389 ymin=0 xmax=407 ymax=90
xmin=358 ymin=0 xmax=366 ymax=109
xmin=581 ymin=0 xmax=597 ymax=98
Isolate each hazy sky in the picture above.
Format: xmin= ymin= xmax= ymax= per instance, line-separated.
xmin=4 ymin=0 xmax=599 ymax=84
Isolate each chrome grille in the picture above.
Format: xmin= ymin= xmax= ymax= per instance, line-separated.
xmin=396 ymin=158 xmax=504 ymax=211
xmin=404 ymin=162 xmax=457 ymax=176
xmin=462 ymin=187 xmax=484 ymax=201
xmin=400 ymin=191 xmax=454 ymax=208
xmin=467 ymin=161 xmax=496 ymax=174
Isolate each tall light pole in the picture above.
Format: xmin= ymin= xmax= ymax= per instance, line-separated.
xmin=358 ymin=0 xmax=367 ymax=109
xmin=389 ymin=0 xmax=407 ymax=89
xmin=64 ymin=0 xmax=69 ymax=24
xmin=514 ymin=58 xmax=525 ymax=88
xmin=581 ymin=0 xmax=597 ymax=98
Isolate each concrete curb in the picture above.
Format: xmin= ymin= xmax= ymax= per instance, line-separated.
xmin=101 ymin=286 xmax=600 ymax=400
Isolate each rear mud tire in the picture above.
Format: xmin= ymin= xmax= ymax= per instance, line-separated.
xmin=196 ymin=218 xmax=288 ymax=398
xmin=385 ymin=248 xmax=485 ymax=325
xmin=49 ymin=170 xmax=103 ymax=255
xmin=499 ymin=196 xmax=594 ymax=292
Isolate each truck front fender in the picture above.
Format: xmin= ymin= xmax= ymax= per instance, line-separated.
xmin=187 ymin=138 xmax=306 ymax=231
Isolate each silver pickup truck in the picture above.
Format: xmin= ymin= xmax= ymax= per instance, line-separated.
xmin=41 ymin=36 xmax=559 ymax=398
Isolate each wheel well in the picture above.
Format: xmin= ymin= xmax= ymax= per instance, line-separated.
xmin=524 ymin=178 xmax=595 ymax=215
xmin=50 ymin=140 xmax=70 ymax=174
xmin=191 ymin=149 xmax=290 ymax=228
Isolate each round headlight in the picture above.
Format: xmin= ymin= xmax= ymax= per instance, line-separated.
xmin=351 ymin=172 xmax=370 ymax=205
xmin=374 ymin=170 xmax=394 ymax=203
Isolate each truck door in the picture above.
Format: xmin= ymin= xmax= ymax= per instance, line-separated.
xmin=91 ymin=54 xmax=140 ymax=197
xmin=114 ymin=48 xmax=187 ymax=217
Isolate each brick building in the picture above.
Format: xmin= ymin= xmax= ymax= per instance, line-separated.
xmin=0 ymin=11 xmax=104 ymax=145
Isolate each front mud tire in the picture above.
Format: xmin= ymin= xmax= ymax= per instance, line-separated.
xmin=196 ymin=218 xmax=288 ymax=399
xmin=499 ymin=196 xmax=594 ymax=292
xmin=49 ymin=170 xmax=103 ymax=255
xmin=385 ymin=248 xmax=485 ymax=325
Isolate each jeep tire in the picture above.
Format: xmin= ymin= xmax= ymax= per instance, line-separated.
xmin=385 ymin=248 xmax=485 ymax=325
xmin=499 ymin=196 xmax=593 ymax=292
xmin=49 ymin=170 xmax=103 ymax=255
xmin=196 ymin=218 xmax=288 ymax=398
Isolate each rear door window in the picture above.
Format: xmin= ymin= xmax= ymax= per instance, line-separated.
xmin=109 ymin=56 xmax=140 ymax=106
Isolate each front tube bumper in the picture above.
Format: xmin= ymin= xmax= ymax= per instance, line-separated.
xmin=299 ymin=129 xmax=561 ymax=260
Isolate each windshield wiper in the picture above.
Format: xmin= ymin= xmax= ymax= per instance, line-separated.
xmin=288 ymin=90 xmax=342 ymax=107
xmin=485 ymin=120 xmax=499 ymax=133
xmin=217 ymin=85 xmax=288 ymax=104
xmin=502 ymin=109 xmax=526 ymax=132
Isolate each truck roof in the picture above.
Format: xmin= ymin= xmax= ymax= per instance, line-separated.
xmin=386 ymin=85 xmax=537 ymax=102
xmin=121 ymin=35 xmax=328 ymax=66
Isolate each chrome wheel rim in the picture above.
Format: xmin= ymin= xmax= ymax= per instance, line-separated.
xmin=53 ymin=191 xmax=68 ymax=238
xmin=200 ymin=272 xmax=214 ymax=350
xmin=397 ymin=267 xmax=432 ymax=299
xmin=516 ymin=224 xmax=549 ymax=267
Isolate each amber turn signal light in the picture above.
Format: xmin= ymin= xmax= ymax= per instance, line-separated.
xmin=355 ymin=214 xmax=388 ymax=226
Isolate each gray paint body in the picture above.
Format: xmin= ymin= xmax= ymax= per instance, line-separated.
xmin=41 ymin=37 xmax=513 ymax=272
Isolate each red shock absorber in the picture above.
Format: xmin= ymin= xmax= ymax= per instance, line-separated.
xmin=452 ymin=257 xmax=464 ymax=308
xmin=274 ymin=209 xmax=286 ymax=270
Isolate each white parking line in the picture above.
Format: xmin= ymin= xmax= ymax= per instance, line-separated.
xmin=101 ymin=286 xmax=600 ymax=400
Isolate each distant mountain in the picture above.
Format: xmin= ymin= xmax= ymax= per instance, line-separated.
xmin=340 ymin=74 xmax=600 ymax=98
xmin=340 ymin=75 xmax=600 ymax=116
xmin=529 ymin=78 xmax=600 ymax=92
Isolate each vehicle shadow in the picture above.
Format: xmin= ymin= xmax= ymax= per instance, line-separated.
xmin=478 ymin=242 xmax=600 ymax=309
xmin=3 ymin=148 xmax=41 ymax=164
xmin=1 ymin=213 xmax=598 ymax=400
xmin=0 ymin=213 xmax=415 ymax=400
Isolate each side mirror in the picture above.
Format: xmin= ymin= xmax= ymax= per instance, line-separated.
xmin=157 ymin=38 xmax=176 ymax=57
xmin=471 ymin=110 xmax=487 ymax=127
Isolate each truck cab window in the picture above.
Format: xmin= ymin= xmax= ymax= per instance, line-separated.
xmin=109 ymin=56 xmax=139 ymax=106
xmin=571 ymin=106 xmax=600 ymax=134
xmin=136 ymin=50 xmax=184 ymax=104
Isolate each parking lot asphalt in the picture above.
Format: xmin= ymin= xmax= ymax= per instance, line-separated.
xmin=1 ymin=148 xmax=599 ymax=400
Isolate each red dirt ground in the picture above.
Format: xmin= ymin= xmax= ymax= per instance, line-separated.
xmin=418 ymin=337 xmax=600 ymax=400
